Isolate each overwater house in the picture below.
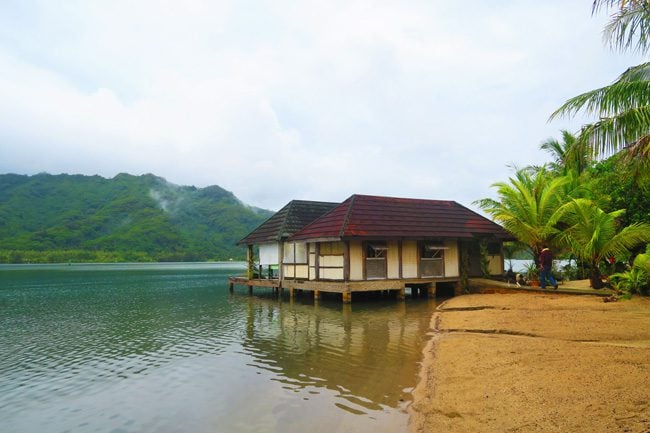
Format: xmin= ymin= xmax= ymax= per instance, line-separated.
xmin=231 ymin=194 xmax=511 ymax=302
xmin=237 ymin=199 xmax=339 ymax=278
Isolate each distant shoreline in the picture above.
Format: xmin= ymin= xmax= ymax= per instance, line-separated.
xmin=0 ymin=261 xmax=247 ymax=269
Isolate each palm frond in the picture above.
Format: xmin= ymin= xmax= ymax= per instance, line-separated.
xmin=592 ymin=1 xmax=650 ymax=54
xmin=601 ymin=222 xmax=650 ymax=258
xmin=578 ymin=104 xmax=650 ymax=156
xmin=550 ymin=76 xmax=650 ymax=120
xmin=475 ymin=168 xmax=570 ymax=250
xmin=554 ymin=197 xmax=650 ymax=264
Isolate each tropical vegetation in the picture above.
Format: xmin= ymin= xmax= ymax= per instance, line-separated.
xmin=475 ymin=167 xmax=570 ymax=265
xmin=0 ymin=173 xmax=273 ymax=263
xmin=611 ymin=245 xmax=650 ymax=294
xmin=478 ymin=2 xmax=650 ymax=292
xmin=553 ymin=199 xmax=650 ymax=288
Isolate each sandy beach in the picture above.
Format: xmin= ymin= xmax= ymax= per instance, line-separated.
xmin=409 ymin=292 xmax=650 ymax=433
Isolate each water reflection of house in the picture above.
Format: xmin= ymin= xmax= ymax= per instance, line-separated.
xmin=231 ymin=194 xmax=511 ymax=302
xmin=241 ymin=297 xmax=433 ymax=413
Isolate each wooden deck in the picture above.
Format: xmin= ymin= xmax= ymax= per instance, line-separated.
xmin=228 ymin=276 xmax=460 ymax=302
xmin=228 ymin=276 xmax=617 ymax=303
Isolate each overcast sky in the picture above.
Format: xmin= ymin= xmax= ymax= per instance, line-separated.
xmin=0 ymin=1 xmax=644 ymax=211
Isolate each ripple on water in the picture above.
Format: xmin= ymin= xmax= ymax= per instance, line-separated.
xmin=0 ymin=265 xmax=438 ymax=433
xmin=0 ymin=267 xmax=242 ymax=414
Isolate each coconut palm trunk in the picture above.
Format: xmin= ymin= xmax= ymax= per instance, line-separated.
xmin=590 ymin=260 xmax=605 ymax=289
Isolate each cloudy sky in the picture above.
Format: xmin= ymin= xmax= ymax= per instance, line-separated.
xmin=0 ymin=1 xmax=644 ymax=211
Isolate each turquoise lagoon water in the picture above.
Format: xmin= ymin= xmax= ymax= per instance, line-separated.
xmin=0 ymin=263 xmax=439 ymax=433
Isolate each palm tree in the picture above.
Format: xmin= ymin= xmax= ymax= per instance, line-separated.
xmin=550 ymin=63 xmax=650 ymax=158
xmin=554 ymin=198 xmax=650 ymax=288
xmin=593 ymin=0 xmax=650 ymax=54
xmin=551 ymin=1 xmax=650 ymax=158
xmin=540 ymin=130 xmax=591 ymax=175
xmin=475 ymin=167 xmax=570 ymax=264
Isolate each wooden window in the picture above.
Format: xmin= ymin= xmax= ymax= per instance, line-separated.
xmin=420 ymin=243 xmax=445 ymax=277
xmin=366 ymin=242 xmax=387 ymax=279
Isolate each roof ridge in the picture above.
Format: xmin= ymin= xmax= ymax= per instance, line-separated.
xmin=276 ymin=200 xmax=295 ymax=241
xmin=339 ymin=195 xmax=357 ymax=238
xmin=352 ymin=193 xmax=455 ymax=203
xmin=292 ymin=199 xmax=339 ymax=205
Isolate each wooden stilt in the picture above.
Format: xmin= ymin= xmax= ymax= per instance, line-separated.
xmin=314 ymin=290 xmax=321 ymax=301
xmin=229 ymin=283 xmax=234 ymax=293
xmin=342 ymin=291 xmax=352 ymax=303
xmin=397 ymin=287 xmax=405 ymax=300
xmin=248 ymin=285 xmax=253 ymax=295
xmin=427 ymin=282 xmax=436 ymax=298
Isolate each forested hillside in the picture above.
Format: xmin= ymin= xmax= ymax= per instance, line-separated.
xmin=0 ymin=173 xmax=273 ymax=263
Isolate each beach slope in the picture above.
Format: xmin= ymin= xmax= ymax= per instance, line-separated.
xmin=409 ymin=293 xmax=650 ymax=433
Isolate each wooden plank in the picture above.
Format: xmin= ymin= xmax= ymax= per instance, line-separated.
xmin=229 ymin=277 xmax=280 ymax=288
xmin=230 ymin=276 xmax=459 ymax=295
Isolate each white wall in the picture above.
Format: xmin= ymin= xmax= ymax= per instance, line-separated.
xmin=444 ymin=240 xmax=459 ymax=277
xmin=259 ymin=243 xmax=278 ymax=266
xmin=402 ymin=241 xmax=418 ymax=278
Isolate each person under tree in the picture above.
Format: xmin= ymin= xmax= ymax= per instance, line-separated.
xmin=540 ymin=246 xmax=558 ymax=290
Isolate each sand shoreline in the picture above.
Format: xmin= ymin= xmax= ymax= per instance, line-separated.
xmin=408 ymin=293 xmax=650 ymax=433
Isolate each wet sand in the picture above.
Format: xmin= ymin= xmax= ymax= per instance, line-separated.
xmin=409 ymin=292 xmax=650 ymax=433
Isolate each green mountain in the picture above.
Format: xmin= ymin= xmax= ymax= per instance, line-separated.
xmin=0 ymin=173 xmax=273 ymax=263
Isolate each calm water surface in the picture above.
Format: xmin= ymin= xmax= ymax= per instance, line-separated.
xmin=0 ymin=263 xmax=438 ymax=433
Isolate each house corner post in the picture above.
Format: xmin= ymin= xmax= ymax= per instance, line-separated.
xmin=278 ymin=242 xmax=284 ymax=284
xmin=247 ymin=244 xmax=254 ymax=279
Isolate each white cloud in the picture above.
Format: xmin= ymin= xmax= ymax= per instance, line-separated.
xmin=0 ymin=1 xmax=645 ymax=210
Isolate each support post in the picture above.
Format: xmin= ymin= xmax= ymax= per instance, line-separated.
xmin=397 ymin=287 xmax=405 ymax=301
xmin=344 ymin=241 xmax=350 ymax=282
xmin=278 ymin=242 xmax=284 ymax=283
xmin=398 ymin=240 xmax=403 ymax=279
xmin=314 ymin=243 xmax=320 ymax=281
xmin=342 ymin=291 xmax=352 ymax=303
xmin=248 ymin=285 xmax=253 ymax=295
xmin=229 ymin=282 xmax=234 ymax=293
xmin=427 ymin=282 xmax=436 ymax=298
xmin=314 ymin=290 xmax=321 ymax=301
xmin=246 ymin=245 xmax=254 ymax=279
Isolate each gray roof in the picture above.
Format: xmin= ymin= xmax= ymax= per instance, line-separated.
xmin=238 ymin=200 xmax=338 ymax=245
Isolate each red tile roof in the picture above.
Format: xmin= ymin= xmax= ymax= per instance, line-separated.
xmin=289 ymin=194 xmax=511 ymax=241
